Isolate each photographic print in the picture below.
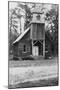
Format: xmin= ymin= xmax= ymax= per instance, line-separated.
xmin=8 ymin=1 xmax=59 ymax=88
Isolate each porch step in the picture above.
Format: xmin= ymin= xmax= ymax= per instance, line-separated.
xmin=33 ymin=56 xmax=44 ymax=60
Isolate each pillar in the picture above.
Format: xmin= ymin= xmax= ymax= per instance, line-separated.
xmin=32 ymin=40 xmax=33 ymax=55
xmin=43 ymin=39 xmax=45 ymax=58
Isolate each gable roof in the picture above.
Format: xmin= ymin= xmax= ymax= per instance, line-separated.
xmin=13 ymin=27 xmax=30 ymax=44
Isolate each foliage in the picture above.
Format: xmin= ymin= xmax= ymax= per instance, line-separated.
xmin=45 ymin=5 xmax=58 ymax=56
xmin=18 ymin=3 xmax=35 ymax=29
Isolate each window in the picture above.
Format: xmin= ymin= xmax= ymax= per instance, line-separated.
xmin=23 ymin=45 xmax=30 ymax=52
xmin=23 ymin=45 xmax=26 ymax=52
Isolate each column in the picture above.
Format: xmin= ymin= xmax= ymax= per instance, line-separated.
xmin=32 ymin=40 xmax=33 ymax=55
xmin=43 ymin=39 xmax=45 ymax=58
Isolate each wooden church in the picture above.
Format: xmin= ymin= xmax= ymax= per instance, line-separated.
xmin=12 ymin=7 xmax=45 ymax=58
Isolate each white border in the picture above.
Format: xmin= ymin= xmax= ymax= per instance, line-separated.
xmin=0 ymin=0 xmax=60 ymax=90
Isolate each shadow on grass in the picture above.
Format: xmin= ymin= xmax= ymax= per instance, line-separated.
xmin=8 ymin=77 xmax=58 ymax=89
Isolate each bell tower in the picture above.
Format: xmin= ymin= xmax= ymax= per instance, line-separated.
xmin=30 ymin=7 xmax=45 ymax=57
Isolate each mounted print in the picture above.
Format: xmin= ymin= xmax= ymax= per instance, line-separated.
xmin=8 ymin=1 xmax=59 ymax=88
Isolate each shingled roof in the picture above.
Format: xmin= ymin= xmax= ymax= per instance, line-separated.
xmin=13 ymin=27 xmax=30 ymax=44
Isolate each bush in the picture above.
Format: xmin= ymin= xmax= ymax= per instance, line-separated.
xmin=22 ymin=56 xmax=34 ymax=60
xmin=13 ymin=56 xmax=19 ymax=60
xmin=45 ymin=51 xmax=52 ymax=59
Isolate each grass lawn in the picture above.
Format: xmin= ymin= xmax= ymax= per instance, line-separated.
xmin=8 ymin=57 xmax=58 ymax=88
xmin=9 ymin=57 xmax=58 ymax=67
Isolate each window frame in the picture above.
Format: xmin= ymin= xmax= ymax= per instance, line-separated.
xmin=23 ymin=44 xmax=27 ymax=53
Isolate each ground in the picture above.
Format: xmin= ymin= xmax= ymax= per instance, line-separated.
xmin=9 ymin=57 xmax=58 ymax=88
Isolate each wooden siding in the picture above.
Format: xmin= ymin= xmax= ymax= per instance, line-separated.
xmin=13 ymin=43 xmax=19 ymax=57
xmin=18 ymin=30 xmax=31 ymax=57
xmin=18 ymin=41 xmax=31 ymax=57
xmin=32 ymin=23 xmax=45 ymax=40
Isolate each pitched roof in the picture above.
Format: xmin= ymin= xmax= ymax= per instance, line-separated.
xmin=13 ymin=27 xmax=30 ymax=44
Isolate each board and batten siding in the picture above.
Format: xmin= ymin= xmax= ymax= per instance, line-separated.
xmin=18 ymin=30 xmax=31 ymax=57
xmin=31 ymin=23 xmax=45 ymax=40
xmin=18 ymin=42 xmax=31 ymax=57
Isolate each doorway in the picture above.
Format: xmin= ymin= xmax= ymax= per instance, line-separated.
xmin=33 ymin=46 xmax=38 ymax=56
xmin=32 ymin=40 xmax=43 ymax=56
